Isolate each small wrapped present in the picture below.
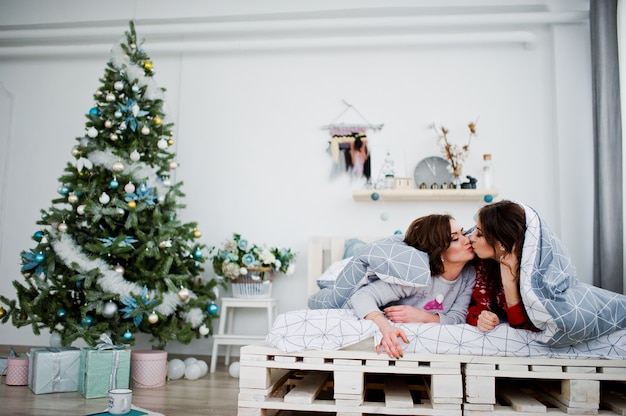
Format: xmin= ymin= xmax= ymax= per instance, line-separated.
xmin=78 ymin=334 xmax=131 ymax=399
xmin=28 ymin=347 xmax=81 ymax=394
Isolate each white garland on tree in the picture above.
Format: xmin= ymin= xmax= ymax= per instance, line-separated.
xmin=51 ymin=232 xmax=195 ymax=316
xmin=88 ymin=149 xmax=170 ymax=197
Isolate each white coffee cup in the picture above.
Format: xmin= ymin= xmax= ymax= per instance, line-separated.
xmin=108 ymin=388 xmax=133 ymax=415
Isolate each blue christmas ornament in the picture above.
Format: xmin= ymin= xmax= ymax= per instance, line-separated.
xmin=371 ymin=192 xmax=380 ymax=201
xmin=56 ymin=308 xmax=67 ymax=318
xmin=110 ymin=178 xmax=120 ymax=189
xmin=394 ymin=230 xmax=403 ymax=235
xmin=33 ymin=231 xmax=44 ymax=241
xmin=193 ymin=248 xmax=203 ymax=259
xmin=76 ymin=280 xmax=82 ymax=288
xmin=81 ymin=315 xmax=94 ymax=327
xmin=484 ymin=194 xmax=494 ymax=203
xmin=35 ymin=252 xmax=45 ymax=262
xmin=207 ymin=302 xmax=219 ymax=315
xmin=123 ymin=330 xmax=133 ymax=341
xmin=89 ymin=107 xmax=99 ymax=116
xmin=58 ymin=185 xmax=70 ymax=195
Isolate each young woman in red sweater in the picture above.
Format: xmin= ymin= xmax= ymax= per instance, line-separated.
xmin=467 ymin=200 xmax=539 ymax=332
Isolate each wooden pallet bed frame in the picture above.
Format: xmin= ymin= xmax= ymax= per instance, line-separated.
xmin=238 ymin=236 xmax=626 ymax=416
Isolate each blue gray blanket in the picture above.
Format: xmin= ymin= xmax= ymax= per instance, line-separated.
xmin=520 ymin=203 xmax=626 ymax=346
xmin=307 ymin=235 xmax=432 ymax=309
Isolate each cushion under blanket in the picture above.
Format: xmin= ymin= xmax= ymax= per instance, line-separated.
xmin=519 ymin=203 xmax=626 ymax=346
xmin=307 ymin=235 xmax=431 ymax=309
xmin=266 ymin=309 xmax=626 ymax=359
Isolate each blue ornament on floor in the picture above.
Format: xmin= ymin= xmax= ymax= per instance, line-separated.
xmin=123 ymin=330 xmax=133 ymax=341
xmin=484 ymin=194 xmax=493 ymax=203
xmin=371 ymin=192 xmax=380 ymax=201
xmin=56 ymin=308 xmax=67 ymax=318
xmin=207 ymin=302 xmax=219 ymax=315
xmin=110 ymin=178 xmax=120 ymax=189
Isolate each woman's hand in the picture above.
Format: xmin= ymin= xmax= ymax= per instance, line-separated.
xmin=476 ymin=310 xmax=500 ymax=332
xmin=366 ymin=311 xmax=408 ymax=358
xmin=383 ymin=305 xmax=439 ymax=323
xmin=376 ymin=324 xmax=408 ymax=359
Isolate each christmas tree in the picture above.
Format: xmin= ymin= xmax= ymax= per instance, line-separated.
xmin=0 ymin=22 xmax=222 ymax=349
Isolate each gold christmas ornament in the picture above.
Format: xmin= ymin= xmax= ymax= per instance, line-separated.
xmin=67 ymin=193 xmax=79 ymax=204
xmin=0 ymin=306 xmax=6 ymax=319
xmin=177 ymin=287 xmax=190 ymax=301
xmin=71 ymin=146 xmax=81 ymax=158
xmin=112 ymin=160 xmax=125 ymax=173
xmin=168 ymin=138 xmax=174 ymax=146
xmin=128 ymin=200 xmax=137 ymax=209
xmin=57 ymin=223 xmax=69 ymax=233
xmin=144 ymin=60 xmax=153 ymax=70
xmin=154 ymin=115 xmax=162 ymax=126
xmin=192 ymin=229 xmax=202 ymax=239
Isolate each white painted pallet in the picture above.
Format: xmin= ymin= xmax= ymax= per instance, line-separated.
xmin=238 ymin=341 xmax=463 ymax=416
xmin=238 ymin=342 xmax=626 ymax=416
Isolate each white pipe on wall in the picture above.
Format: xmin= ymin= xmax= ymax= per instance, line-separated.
xmin=0 ymin=10 xmax=586 ymax=46
xmin=0 ymin=31 xmax=538 ymax=58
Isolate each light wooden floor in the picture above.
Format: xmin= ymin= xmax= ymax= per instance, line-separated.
xmin=1 ymin=352 xmax=240 ymax=416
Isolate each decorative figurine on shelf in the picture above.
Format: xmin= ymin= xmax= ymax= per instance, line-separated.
xmin=460 ymin=175 xmax=478 ymax=189
xmin=375 ymin=151 xmax=397 ymax=189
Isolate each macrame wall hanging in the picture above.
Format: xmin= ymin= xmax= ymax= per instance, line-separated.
xmin=322 ymin=100 xmax=383 ymax=181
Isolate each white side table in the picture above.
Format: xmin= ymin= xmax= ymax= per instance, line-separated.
xmin=209 ymin=297 xmax=278 ymax=373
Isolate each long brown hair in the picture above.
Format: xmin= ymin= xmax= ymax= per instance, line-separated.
xmin=478 ymin=200 xmax=526 ymax=292
xmin=404 ymin=214 xmax=453 ymax=276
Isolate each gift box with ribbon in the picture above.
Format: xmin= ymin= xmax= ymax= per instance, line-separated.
xmin=28 ymin=346 xmax=81 ymax=394
xmin=78 ymin=334 xmax=131 ymax=399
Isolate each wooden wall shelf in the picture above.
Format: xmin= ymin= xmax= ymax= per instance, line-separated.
xmin=352 ymin=188 xmax=499 ymax=202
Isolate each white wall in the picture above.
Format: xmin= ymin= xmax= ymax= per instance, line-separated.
xmin=0 ymin=0 xmax=594 ymax=356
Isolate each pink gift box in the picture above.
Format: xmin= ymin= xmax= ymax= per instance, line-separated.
xmin=6 ymin=357 xmax=29 ymax=386
xmin=130 ymin=350 xmax=167 ymax=388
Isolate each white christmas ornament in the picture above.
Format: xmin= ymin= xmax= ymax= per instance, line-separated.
xmin=157 ymin=139 xmax=168 ymax=150
xmin=87 ymin=127 xmax=98 ymax=138
xmin=184 ymin=363 xmax=202 ymax=380
xmin=99 ymin=192 xmax=110 ymax=204
xmin=102 ymin=301 xmax=118 ymax=318
xmin=110 ymin=133 xmax=119 ymax=141
xmin=114 ymin=81 xmax=124 ymax=91
xmin=77 ymin=205 xmax=86 ymax=215
xmin=106 ymin=93 xmax=116 ymax=102
xmin=198 ymin=324 xmax=209 ymax=336
xmin=57 ymin=223 xmax=68 ymax=233
xmin=228 ymin=362 xmax=240 ymax=378
xmin=167 ymin=359 xmax=185 ymax=380
xmin=124 ymin=183 xmax=135 ymax=193
xmin=130 ymin=150 xmax=141 ymax=162
xmin=141 ymin=126 xmax=150 ymax=135
xmin=168 ymin=161 xmax=178 ymax=170
xmin=104 ymin=120 xmax=113 ymax=129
